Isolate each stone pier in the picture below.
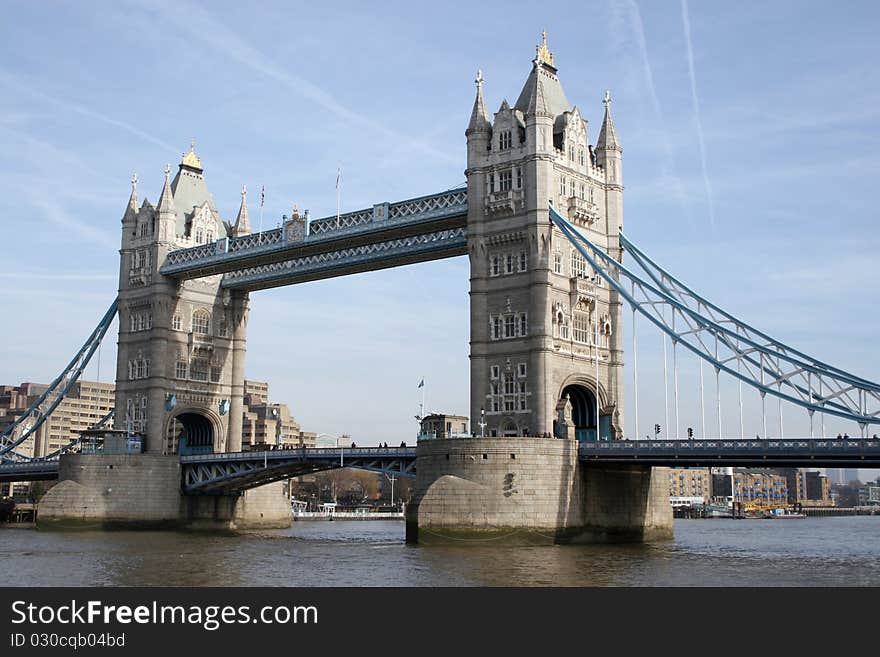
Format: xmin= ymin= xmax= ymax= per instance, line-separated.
xmin=405 ymin=437 xmax=672 ymax=544
xmin=37 ymin=453 xmax=290 ymax=530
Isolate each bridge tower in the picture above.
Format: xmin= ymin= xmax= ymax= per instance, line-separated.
xmin=116 ymin=145 xmax=249 ymax=455
xmin=466 ymin=33 xmax=625 ymax=441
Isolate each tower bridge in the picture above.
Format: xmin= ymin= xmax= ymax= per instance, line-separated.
xmin=2 ymin=33 xmax=878 ymax=539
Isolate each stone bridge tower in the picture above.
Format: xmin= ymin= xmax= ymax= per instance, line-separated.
xmin=466 ymin=34 xmax=625 ymax=441
xmin=116 ymin=145 xmax=250 ymax=454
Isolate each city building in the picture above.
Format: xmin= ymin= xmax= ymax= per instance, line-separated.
xmin=776 ymin=468 xmax=833 ymax=506
xmin=0 ymin=380 xmax=115 ymax=496
xmin=420 ymin=413 xmax=470 ymax=439
xmin=732 ymin=469 xmax=789 ymax=507
xmin=241 ymin=380 xmax=316 ymax=449
xmin=668 ymin=468 xmax=711 ymax=502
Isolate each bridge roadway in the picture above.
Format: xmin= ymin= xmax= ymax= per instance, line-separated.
xmin=159 ymin=187 xmax=467 ymax=291
xmin=3 ymin=439 xmax=879 ymax=491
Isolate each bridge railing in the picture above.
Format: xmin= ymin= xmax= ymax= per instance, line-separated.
xmin=164 ymin=187 xmax=468 ymax=270
xmin=180 ymin=446 xmax=417 ymax=463
xmin=579 ymin=438 xmax=880 ymax=452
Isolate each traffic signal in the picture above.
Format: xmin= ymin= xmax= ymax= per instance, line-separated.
xmin=654 ymin=423 xmax=661 ymax=435
xmin=687 ymin=427 xmax=693 ymax=438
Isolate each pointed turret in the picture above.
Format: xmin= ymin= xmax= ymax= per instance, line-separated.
xmin=233 ymin=185 xmax=252 ymax=236
xmin=596 ymin=90 xmax=621 ymax=153
xmin=122 ymin=173 xmax=138 ymax=223
xmin=466 ymin=70 xmax=492 ymax=135
xmin=157 ymin=164 xmax=176 ymax=216
xmin=156 ymin=164 xmax=177 ymax=243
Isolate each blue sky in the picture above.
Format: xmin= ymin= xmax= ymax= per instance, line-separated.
xmin=1 ymin=1 xmax=878 ymax=471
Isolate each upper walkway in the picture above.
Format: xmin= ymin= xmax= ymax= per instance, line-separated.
xmin=159 ymin=187 xmax=467 ymax=290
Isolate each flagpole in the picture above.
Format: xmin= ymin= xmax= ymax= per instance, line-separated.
xmin=336 ymin=164 xmax=341 ymax=230
xmin=259 ymin=185 xmax=265 ymax=244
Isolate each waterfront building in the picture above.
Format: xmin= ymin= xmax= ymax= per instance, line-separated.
xmin=419 ymin=413 xmax=470 ymax=439
xmin=775 ymin=468 xmax=833 ymax=506
xmin=668 ymin=467 xmax=711 ymax=502
xmin=732 ymin=469 xmax=789 ymax=506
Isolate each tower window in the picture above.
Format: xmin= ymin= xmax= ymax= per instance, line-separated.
xmin=505 ymin=254 xmax=514 ymax=274
xmin=491 ymin=255 xmax=500 ymax=276
xmin=491 ymin=365 xmax=500 ymax=379
xmin=172 ymin=314 xmax=182 ymax=331
xmin=192 ymin=309 xmax=210 ymax=335
xmin=516 ymin=167 xmax=522 ymax=189
xmin=504 ymin=315 xmax=515 ymax=338
xmin=553 ymin=252 xmax=563 ymax=275
xmin=517 ymin=363 xmax=527 ymax=377
xmin=499 ymin=130 xmax=512 ymax=150
xmin=499 ymin=170 xmax=512 ymax=192
xmin=518 ymin=251 xmax=527 ymax=272
xmin=519 ymin=313 xmax=528 ymax=336
xmin=571 ymin=251 xmax=589 ymax=279
xmin=175 ymin=360 xmax=187 ymax=380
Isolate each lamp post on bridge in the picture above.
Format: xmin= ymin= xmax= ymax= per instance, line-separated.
xmin=384 ymin=472 xmax=397 ymax=510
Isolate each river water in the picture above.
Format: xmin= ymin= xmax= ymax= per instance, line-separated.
xmin=2 ymin=517 xmax=878 ymax=586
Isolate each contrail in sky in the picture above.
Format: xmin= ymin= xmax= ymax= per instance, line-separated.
xmin=619 ymin=0 xmax=691 ymax=217
xmin=125 ymin=0 xmax=459 ymax=166
xmin=681 ymin=0 xmax=716 ymax=229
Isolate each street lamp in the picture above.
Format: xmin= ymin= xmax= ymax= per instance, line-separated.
xmin=479 ymin=408 xmax=486 ymax=438
xmin=384 ymin=472 xmax=397 ymax=510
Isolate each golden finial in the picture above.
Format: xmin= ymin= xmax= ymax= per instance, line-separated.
xmin=536 ymin=30 xmax=554 ymax=66
xmin=181 ymin=139 xmax=202 ymax=169
xmin=292 ymin=204 xmax=300 ymax=219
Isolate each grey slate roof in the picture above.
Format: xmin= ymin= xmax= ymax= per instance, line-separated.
xmin=170 ymin=166 xmax=219 ymax=236
xmin=514 ymin=62 xmax=570 ymax=119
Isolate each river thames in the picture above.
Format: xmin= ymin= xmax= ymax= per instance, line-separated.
xmin=2 ymin=516 xmax=878 ymax=586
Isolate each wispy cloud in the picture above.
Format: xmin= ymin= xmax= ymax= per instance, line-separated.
xmin=612 ymin=0 xmax=691 ymax=220
xmin=680 ymin=0 xmax=715 ymax=230
xmin=124 ymin=0 xmax=458 ymax=166
xmin=23 ymin=191 xmax=117 ymax=249
xmin=0 ymin=69 xmax=179 ymax=155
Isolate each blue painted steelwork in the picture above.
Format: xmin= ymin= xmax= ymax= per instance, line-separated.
xmin=181 ymin=446 xmax=417 ymax=494
xmin=579 ymin=437 xmax=880 ymax=467
xmin=220 ymin=226 xmax=467 ymax=290
xmin=160 ymin=187 xmax=468 ymax=282
xmin=0 ymin=460 xmax=60 ymax=483
xmin=549 ymin=206 xmax=880 ymax=426
xmin=0 ymin=299 xmax=119 ymax=462
xmin=619 ymin=233 xmax=879 ymax=390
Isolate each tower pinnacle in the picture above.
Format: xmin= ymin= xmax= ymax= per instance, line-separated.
xmin=232 ymin=184 xmax=251 ymax=236
xmin=597 ymin=89 xmax=621 ymax=152
xmin=467 ymin=68 xmax=492 ymax=135
xmin=535 ymin=30 xmax=554 ymax=67
xmin=181 ymin=140 xmax=203 ymax=172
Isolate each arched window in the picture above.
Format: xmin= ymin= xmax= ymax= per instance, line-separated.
xmin=172 ymin=314 xmax=182 ymax=331
xmin=195 ymin=228 xmax=204 ymax=243
xmin=206 ymin=231 xmax=214 ymax=243
xmin=192 ymin=309 xmax=210 ymax=335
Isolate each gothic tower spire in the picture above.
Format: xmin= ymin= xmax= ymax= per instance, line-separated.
xmin=233 ymin=185 xmax=252 ymax=236
xmin=596 ymin=90 xmax=621 ymax=152
xmin=467 ymin=69 xmax=492 ymax=135
xmin=123 ymin=173 xmax=138 ymax=223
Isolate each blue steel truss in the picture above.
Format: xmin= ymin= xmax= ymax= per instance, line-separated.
xmin=0 ymin=299 xmax=118 ymax=462
xmin=181 ymin=446 xmax=417 ymax=494
xmin=549 ymin=205 xmax=880 ymax=427
xmin=159 ymin=187 xmax=468 ymax=286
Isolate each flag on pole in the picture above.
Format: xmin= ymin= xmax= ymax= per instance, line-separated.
xmin=336 ymin=166 xmax=341 ymax=189
xmin=417 ymin=379 xmax=424 ymax=389
xmin=260 ymin=185 xmax=265 ymax=207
